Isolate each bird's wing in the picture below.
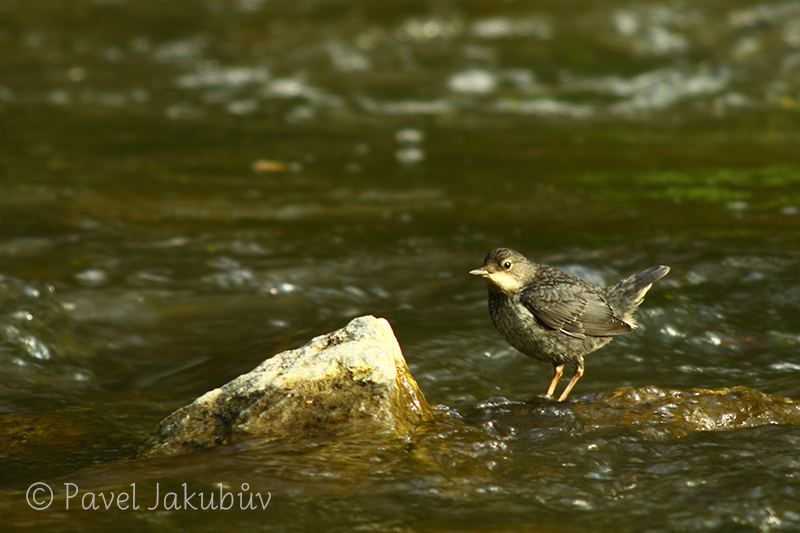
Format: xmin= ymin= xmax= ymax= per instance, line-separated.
xmin=520 ymin=283 xmax=632 ymax=337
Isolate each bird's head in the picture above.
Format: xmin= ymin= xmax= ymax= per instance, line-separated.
xmin=470 ymin=248 xmax=535 ymax=294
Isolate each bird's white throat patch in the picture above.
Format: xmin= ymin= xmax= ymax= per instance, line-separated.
xmin=485 ymin=271 xmax=526 ymax=294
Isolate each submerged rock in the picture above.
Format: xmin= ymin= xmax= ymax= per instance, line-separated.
xmin=465 ymin=385 xmax=800 ymax=440
xmin=135 ymin=315 xmax=432 ymax=457
xmin=577 ymin=386 xmax=800 ymax=437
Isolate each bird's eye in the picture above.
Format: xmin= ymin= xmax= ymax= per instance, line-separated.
xmin=503 ymin=261 xmax=512 ymax=270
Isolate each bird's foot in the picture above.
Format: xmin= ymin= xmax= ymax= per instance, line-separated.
xmin=532 ymin=392 xmax=559 ymax=403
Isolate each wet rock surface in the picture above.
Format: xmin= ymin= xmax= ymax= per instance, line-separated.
xmin=136 ymin=314 xmax=799 ymax=460
xmin=135 ymin=315 xmax=432 ymax=458
xmin=464 ymin=385 xmax=800 ymax=441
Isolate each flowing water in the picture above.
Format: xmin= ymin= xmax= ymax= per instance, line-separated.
xmin=2 ymin=0 xmax=800 ymax=531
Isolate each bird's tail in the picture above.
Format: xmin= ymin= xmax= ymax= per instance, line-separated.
xmin=607 ymin=265 xmax=670 ymax=322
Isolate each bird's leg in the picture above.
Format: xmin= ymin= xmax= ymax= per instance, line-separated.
xmin=557 ymin=364 xmax=584 ymax=402
xmin=546 ymin=364 xmax=564 ymax=397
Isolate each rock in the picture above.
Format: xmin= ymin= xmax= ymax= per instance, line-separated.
xmin=464 ymin=385 xmax=800 ymax=440
xmin=576 ymin=385 xmax=800 ymax=438
xmin=135 ymin=315 xmax=432 ymax=458
xmin=134 ymin=315 xmax=800 ymax=459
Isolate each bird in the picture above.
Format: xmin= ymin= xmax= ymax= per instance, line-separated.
xmin=470 ymin=248 xmax=669 ymax=401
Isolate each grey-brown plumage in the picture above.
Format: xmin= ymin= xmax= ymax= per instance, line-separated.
xmin=471 ymin=248 xmax=669 ymax=401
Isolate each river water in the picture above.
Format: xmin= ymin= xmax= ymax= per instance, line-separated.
xmin=2 ymin=0 xmax=800 ymax=531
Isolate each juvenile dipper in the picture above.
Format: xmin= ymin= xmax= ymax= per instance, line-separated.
xmin=471 ymin=248 xmax=669 ymax=401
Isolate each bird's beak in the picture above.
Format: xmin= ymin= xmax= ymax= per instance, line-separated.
xmin=470 ymin=267 xmax=489 ymax=277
